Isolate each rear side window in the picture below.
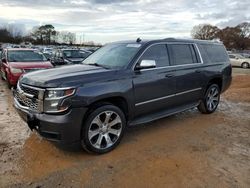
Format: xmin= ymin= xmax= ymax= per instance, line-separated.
xmin=168 ymin=44 xmax=198 ymax=66
xmin=140 ymin=44 xmax=169 ymax=67
xmin=198 ymin=44 xmax=229 ymax=63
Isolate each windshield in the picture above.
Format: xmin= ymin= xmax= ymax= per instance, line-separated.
xmin=63 ymin=50 xmax=88 ymax=58
xmin=83 ymin=43 xmax=141 ymax=69
xmin=8 ymin=50 xmax=47 ymax=62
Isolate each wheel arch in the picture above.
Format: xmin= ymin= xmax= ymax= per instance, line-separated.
xmin=83 ymin=96 xmax=129 ymax=123
xmin=207 ymin=77 xmax=223 ymax=92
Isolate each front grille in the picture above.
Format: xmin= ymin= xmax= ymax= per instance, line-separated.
xmin=19 ymin=84 xmax=39 ymax=98
xmin=15 ymin=82 xmax=44 ymax=112
xmin=15 ymin=92 xmax=38 ymax=111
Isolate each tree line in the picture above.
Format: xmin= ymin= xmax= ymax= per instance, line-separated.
xmin=0 ymin=24 xmax=78 ymax=45
xmin=191 ymin=22 xmax=250 ymax=50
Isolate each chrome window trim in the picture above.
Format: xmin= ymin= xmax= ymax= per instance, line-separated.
xmin=132 ymin=42 xmax=204 ymax=71
xmin=135 ymin=87 xmax=202 ymax=107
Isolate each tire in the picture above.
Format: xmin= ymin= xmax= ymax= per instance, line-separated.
xmin=198 ymin=84 xmax=220 ymax=114
xmin=81 ymin=104 xmax=126 ymax=154
xmin=6 ymin=76 xmax=12 ymax=89
xmin=1 ymin=73 xmax=4 ymax=80
xmin=241 ymin=62 xmax=249 ymax=69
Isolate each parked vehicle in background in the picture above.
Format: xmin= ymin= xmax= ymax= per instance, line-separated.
xmin=0 ymin=48 xmax=53 ymax=88
xmin=43 ymin=52 xmax=52 ymax=60
xmin=237 ymin=53 xmax=250 ymax=58
xmin=42 ymin=47 xmax=53 ymax=54
xmin=50 ymin=49 xmax=91 ymax=66
xmin=229 ymin=53 xmax=250 ymax=69
xmin=13 ymin=38 xmax=231 ymax=154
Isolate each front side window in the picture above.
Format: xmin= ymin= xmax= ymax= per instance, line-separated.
xmin=83 ymin=43 xmax=141 ymax=69
xmin=169 ymin=44 xmax=198 ymax=65
xmin=7 ymin=50 xmax=47 ymax=62
xmin=139 ymin=44 xmax=170 ymax=67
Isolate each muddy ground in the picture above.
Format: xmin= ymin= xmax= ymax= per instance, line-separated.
xmin=0 ymin=68 xmax=249 ymax=188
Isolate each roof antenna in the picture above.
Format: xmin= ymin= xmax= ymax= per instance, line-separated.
xmin=136 ymin=37 xmax=141 ymax=43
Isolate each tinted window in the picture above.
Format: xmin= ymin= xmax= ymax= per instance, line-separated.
xmin=199 ymin=44 xmax=229 ymax=63
xmin=169 ymin=44 xmax=198 ymax=65
xmin=229 ymin=54 xmax=235 ymax=58
xmin=140 ymin=44 xmax=169 ymax=67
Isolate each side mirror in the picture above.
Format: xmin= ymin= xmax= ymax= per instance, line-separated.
xmin=136 ymin=60 xmax=156 ymax=70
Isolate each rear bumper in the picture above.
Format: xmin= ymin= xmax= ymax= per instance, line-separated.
xmin=221 ymin=75 xmax=232 ymax=93
xmin=14 ymin=97 xmax=87 ymax=144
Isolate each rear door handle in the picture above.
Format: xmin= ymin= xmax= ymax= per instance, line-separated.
xmin=165 ymin=74 xmax=174 ymax=78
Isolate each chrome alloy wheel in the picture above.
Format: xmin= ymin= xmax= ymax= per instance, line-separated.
xmin=88 ymin=111 xmax=122 ymax=150
xmin=206 ymin=86 xmax=219 ymax=111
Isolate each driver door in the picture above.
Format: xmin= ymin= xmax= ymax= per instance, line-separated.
xmin=133 ymin=44 xmax=177 ymax=117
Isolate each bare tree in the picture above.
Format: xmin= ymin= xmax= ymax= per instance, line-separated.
xmin=191 ymin=24 xmax=220 ymax=40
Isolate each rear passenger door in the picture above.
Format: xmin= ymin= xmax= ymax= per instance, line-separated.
xmin=168 ymin=43 xmax=205 ymax=106
xmin=133 ymin=44 xmax=177 ymax=117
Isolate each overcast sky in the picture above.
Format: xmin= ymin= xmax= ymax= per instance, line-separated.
xmin=0 ymin=0 xmax=249 ymax=43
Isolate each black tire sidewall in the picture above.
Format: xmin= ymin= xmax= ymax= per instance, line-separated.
xmin=81 ymin=105 xmax=126 ymax=154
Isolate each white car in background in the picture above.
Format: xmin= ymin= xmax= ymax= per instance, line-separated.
xmin=229 ymin=54 xmax=250 ymax=69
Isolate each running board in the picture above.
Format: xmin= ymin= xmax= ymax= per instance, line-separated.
xmin=129 ymin=102 xmax=199 ymax=126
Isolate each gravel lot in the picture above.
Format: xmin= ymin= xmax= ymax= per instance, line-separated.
xmin=0 ymin=68 xmax=249 ymax=188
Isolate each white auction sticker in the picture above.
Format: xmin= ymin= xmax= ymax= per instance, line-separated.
xmin=126 ymin=44 xmax=141 ymax=48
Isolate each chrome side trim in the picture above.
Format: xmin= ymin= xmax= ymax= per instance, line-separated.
xmin=135 ymin=87 xmax=202 ymax=106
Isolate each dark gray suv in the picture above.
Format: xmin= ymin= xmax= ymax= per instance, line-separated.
xmin=13 ymin=38 xmax=232 ymax=154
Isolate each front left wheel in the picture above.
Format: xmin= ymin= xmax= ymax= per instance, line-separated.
xmin=81 ymin=104 xmax=126 ymax=154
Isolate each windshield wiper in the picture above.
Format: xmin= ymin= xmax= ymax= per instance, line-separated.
xmin=87 ymin=63 xmax=109 ymax=69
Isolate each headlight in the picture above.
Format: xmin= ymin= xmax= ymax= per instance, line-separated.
xmin=10 ymin=67 xmax=23 ymax=74
xmin=44 ymin=88 xmax=75 ymax=113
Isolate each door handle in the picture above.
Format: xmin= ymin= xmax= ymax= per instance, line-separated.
xmin=195 ymin=70 xmax=202 ymax=73
xmin=165 ymin=74 xmax=174 ymax=78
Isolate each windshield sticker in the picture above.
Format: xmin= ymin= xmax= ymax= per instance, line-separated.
xmin=126 ymin=44 xmax=141 ymax=48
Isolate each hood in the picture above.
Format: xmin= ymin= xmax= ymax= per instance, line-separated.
xmin=10 ymin=61 xmax=53 ymax=69
xmin=20 ymin=64 xmax=114 ymax=88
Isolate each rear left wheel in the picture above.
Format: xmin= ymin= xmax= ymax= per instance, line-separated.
xmin=81 ymin=104 xmax=126 ymax=154
xmin=198 ymin=84 xmax=220 ymax=114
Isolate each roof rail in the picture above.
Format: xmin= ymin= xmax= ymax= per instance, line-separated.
xmin=163 ymin=38 xmax=176 ymax=40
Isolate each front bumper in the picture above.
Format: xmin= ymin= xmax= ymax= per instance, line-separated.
xmin=14 ymin=97 xmax=87 ymax=144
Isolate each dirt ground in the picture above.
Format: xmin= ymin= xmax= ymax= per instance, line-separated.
xmin=0 ymin=68 xmax=249 ymax=188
